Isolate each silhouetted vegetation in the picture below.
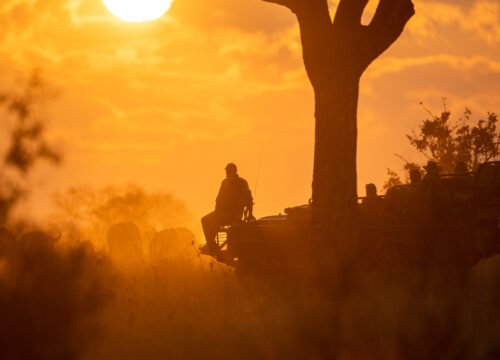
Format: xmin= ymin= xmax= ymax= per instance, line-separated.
xmin=0 ymin=230 xmax=113 ymax=360
xmin=411 ymin=108 xmax=498 ymax=170
xmin=76 ymin=236 xmax=500 ymax=360
xmin=0 ymin=71 xmax=61 ymax=225
xmin=385 ymin=103 xmax=499 ymax=189
xmin=52 ymin=185 xmax=191 ymax=252
xmin=0 ymin=160 xmax=498 ymax=359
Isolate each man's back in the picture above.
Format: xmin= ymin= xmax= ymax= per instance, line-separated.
xmin=216 ymin=175 xmax=253 ymax=217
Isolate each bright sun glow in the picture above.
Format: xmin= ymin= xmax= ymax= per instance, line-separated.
xmin=103 ymin=0 xmax=173 ymax=23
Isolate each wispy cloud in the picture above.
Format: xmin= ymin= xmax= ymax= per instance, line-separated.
xmin=368 ymin=54 xmax=500 ymax=78
xmin=408 ymin=1 xmax=500 ymax=44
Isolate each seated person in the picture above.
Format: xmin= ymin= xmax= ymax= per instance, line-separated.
xmin=419 ymin=160 xmax=446 ymax=221
xmin=201 ymin=163 xmax=254 ymax=256
xmin=409 ymin=168 xmax=422 ymax=185
xmin=361 ymin=183 xmax=383 ymax=217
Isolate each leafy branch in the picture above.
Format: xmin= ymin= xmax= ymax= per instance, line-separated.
xmin=0 ymin=71 xmax=62 ymax=224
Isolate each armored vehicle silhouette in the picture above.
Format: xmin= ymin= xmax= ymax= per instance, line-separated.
xmin=213 ymin=162 xmax=500 ymax=276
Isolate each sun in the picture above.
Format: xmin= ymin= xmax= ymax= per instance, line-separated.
xmin=103 ymin=0 xmax=173 ymax=23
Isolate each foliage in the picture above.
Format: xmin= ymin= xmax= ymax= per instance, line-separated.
xmin=52 ymin=185 xmax=192 ymax=251
xmin=382 ymin=168 xmax=403 ymax=192
xmin=54 ymin=185 xmax=191 ymax=229
xmin=384 ymin=102 xmax=499 ymax=191
xmin=0 ymin=230 xmax=113 ymax=359
xmin=0 ymin=71 xmax=61 ymax=224
xmin=383 ymin=158 xmax=422 ymax=192
xmin=408 ymin=104 xmax=499 ymax=173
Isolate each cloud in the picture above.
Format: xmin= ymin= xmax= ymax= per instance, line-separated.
xmin=169 ymin=0 xmax=296 ymax=33
xmin=368 ymin=54 xmax=500 ymax=78
xmin=408 ymin=1 xmax=500 ymax=44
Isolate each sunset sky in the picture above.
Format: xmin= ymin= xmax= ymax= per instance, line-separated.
xmin=0 ymin=0 xmax=499 ymax=226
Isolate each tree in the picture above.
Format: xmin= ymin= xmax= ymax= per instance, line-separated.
xmin=407 ymin=105 xmax=499 ymax=173
xmin=0 ymin=71 xmax=61 ymax=224
xmin=386 ymin=105 xmax=499 ymax=189
xmin=382 ymin=168 xmax=403 ymax=192
xmin=262 ymin=0 xmax=415 ymax=271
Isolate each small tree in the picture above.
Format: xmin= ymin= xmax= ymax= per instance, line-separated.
xmin=408 ymin=104 xmax=499 ymax=173
xmin=382 ymin=168 xmax=403 ymax=192
xmin=385 ymin=103 xmax=499 ymax=190
xmin=0 ymin=71 xmax=61 ymax=224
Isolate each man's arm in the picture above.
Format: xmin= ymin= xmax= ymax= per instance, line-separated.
xmin=241 ymin=179 xmax=255 ymax=220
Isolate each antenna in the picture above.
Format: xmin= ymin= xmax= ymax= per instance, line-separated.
xmin=253 ymin=146 xmax=264 ymax=205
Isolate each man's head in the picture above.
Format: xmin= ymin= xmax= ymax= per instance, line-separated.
xmin=409 ymin=168 xmax=422 ymax=184
xmin=365 ymin=183 xmax=377 ymax=198
xmin=225 ymin=163 xmax=237 ymax=177
xmin=424 ymin=161 xmax=440 ymax=176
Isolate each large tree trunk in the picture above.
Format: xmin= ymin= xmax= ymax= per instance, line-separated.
xmin=262 ymin=0 xmax=415 ymax=278
xmin=311 ymin=75 xmax=360 ymax=271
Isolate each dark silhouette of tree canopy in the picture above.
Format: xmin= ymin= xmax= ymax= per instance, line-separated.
xmin=262 ymin=0 xmax=415 ymax=271
xmin=0 ymin=71 xmax=61 ymax=224
xmin=384 ymin=104 xmax=499 ymax=190
xmin=408 ymin=106 xmax=499 ymax=173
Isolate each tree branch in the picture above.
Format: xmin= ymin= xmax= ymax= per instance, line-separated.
xmin=333 ymin=0 xmax=370 ymax=29
xmin=361 ymin=0 xmax=415 ymax=69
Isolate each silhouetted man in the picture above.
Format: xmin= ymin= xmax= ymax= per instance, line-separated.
xmin=423 ymin=161 xmax=440 ymax=181
xmin=454 ymin=161 xmax=468 ymax=174
xmin=409 ymin=168 xmax=422 ymax=185
xmin=421 ymin=160 xmax=444 ymax=221
xmin=361 ymin=183 xmax=383 ymax=217
xmin=201 ymin=163 xmax=254 ymax=256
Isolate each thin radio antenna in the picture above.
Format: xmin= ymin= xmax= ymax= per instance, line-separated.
xmin=253 ymin=145 xmax=264 ymax=204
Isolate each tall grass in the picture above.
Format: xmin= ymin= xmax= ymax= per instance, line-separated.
xmin=1 ymin=183 xmax=499 ymax=359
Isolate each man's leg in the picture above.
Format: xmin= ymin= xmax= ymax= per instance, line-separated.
xmin=201 ymin=211 xmax=220 ymax=255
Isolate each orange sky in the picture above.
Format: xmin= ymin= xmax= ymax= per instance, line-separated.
xmin=0 ymin=0 xmax=499 ymax=224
